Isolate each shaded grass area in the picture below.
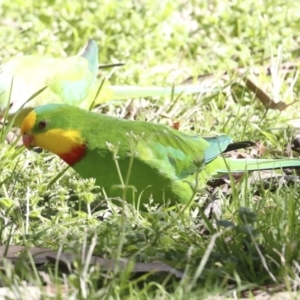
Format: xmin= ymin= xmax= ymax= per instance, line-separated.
xmin=1 ymin=0 xmax=300 ymax=298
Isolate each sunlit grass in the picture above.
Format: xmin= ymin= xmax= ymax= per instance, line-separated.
xmin=1 ymin=0 xmax=300 ymax=298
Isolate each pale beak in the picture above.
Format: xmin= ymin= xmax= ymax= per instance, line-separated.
xmin=22 ymin=133 xmax=34 ymax=149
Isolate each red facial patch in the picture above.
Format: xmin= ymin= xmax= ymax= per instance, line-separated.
xmin=59 ymin=144 xmax=87 ymax=166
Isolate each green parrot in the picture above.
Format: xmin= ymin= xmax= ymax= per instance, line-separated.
xmin=20 ymin=103 xmax=300 ymax=209
xmin=0 ymin=39 xmax=210 ymax=126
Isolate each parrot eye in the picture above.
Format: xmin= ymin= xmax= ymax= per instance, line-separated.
xmin=38 ymin=120 xmax=48 ymax=130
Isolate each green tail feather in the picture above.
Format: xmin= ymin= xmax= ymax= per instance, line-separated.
xmin=87 ymin=83 xmax=218 ymax=108
xmin=108 ymin=85 xmax=214 ymax=100
xmin=210 ymin=157 xmax=300 ymax=174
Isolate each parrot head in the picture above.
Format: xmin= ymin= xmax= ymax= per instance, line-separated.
xmin=21 ymin=104 xmax=87 ymax=165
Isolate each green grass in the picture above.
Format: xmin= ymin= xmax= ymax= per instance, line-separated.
xmin=1 ymin=0 xmax=300 ymax=298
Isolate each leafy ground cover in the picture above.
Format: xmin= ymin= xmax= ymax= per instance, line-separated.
xmin=1 ymin=0 xmax=300 ymax=298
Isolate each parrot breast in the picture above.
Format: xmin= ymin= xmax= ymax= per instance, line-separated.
xmin=59 ymin=144 xmax=87 ymax=166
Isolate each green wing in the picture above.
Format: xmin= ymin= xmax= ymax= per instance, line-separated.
xmin=137 ymin=130 xmax=233 ymax=179
xmin=47 ymin=39 xmax=98 ymax=105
